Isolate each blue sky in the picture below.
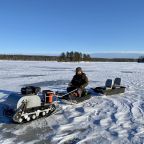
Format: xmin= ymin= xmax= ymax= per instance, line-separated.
xmin=0 ymin=0 xmax=144 ymax=56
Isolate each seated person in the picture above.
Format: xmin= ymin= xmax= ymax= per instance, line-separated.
xmin=67 ymin=67 xmax=88 ymax=97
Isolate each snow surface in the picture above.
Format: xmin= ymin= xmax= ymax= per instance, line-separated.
xmin=0 ymin=60 xmax=144 ymax=144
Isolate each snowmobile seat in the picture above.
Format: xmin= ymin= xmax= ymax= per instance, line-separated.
xmin=105 ymin=79 xmax=113 ymax=89
xmin=113 ymin=78 xmax=121 ymax=88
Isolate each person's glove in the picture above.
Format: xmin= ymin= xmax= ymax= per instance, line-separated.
xmin=80 ymin=86 xmax=84 ymax=90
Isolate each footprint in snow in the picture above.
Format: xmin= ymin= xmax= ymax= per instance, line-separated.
xmin=75 ymin=107 xmax=85 ymax=113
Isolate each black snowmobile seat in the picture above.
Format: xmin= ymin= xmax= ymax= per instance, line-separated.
xmin=105 ymin=79 xmax=113 ymax=89
xmin=113 ymin=78 xmax=121 ymax=88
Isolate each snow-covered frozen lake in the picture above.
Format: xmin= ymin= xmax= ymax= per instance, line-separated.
xmin=0 ymin=61 xmax=144 ymax=144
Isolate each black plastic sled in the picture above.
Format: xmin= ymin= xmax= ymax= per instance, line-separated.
xmin=58 ymin=90 xmax=91 ymax=104
xmin=60 ymin=95 xmax=91 ymax=104
xmin=93 ymin=78 xmax=126 ymax=96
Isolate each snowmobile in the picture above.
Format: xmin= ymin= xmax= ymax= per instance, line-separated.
xmin=3 ymin=86 xmax=91 ymax=123
xmin=92 ymin=78 xmax=126 ymax=96
xmin=3 ymin=87 xmax=57 ymax=124
xmin=57 ymin=89 xmax=91 ymax=104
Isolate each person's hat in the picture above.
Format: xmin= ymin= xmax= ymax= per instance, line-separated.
xmin=76 ymin=67 xmax=83 ymax=73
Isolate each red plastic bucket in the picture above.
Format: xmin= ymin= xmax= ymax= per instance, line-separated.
xmin=46 ymin=91 xmax=54 ymax=103
xmin=43 ymin=90 xmax=54 ymax=103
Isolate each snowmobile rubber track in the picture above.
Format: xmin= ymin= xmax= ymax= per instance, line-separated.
xmin=13 ymin=104 xmax=56 ymax=124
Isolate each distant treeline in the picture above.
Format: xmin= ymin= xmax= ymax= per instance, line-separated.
xmin=138 ymin=56 xmax=144 ymax=63
xmin=58 ymin=51 xmax=137 ymax=62
xmin=58 ymin=51 xmax=91 ymax=62
xmin=0 ymin=53 xmax=137 ymax=62
xmin=91 ymin=58 xmax=137 ymax=62
xmin=0 ymin=54 xmax=57 ymax=61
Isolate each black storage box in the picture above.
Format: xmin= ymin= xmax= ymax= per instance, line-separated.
xmin=21 ymin=86 xmax=41 ymax=95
